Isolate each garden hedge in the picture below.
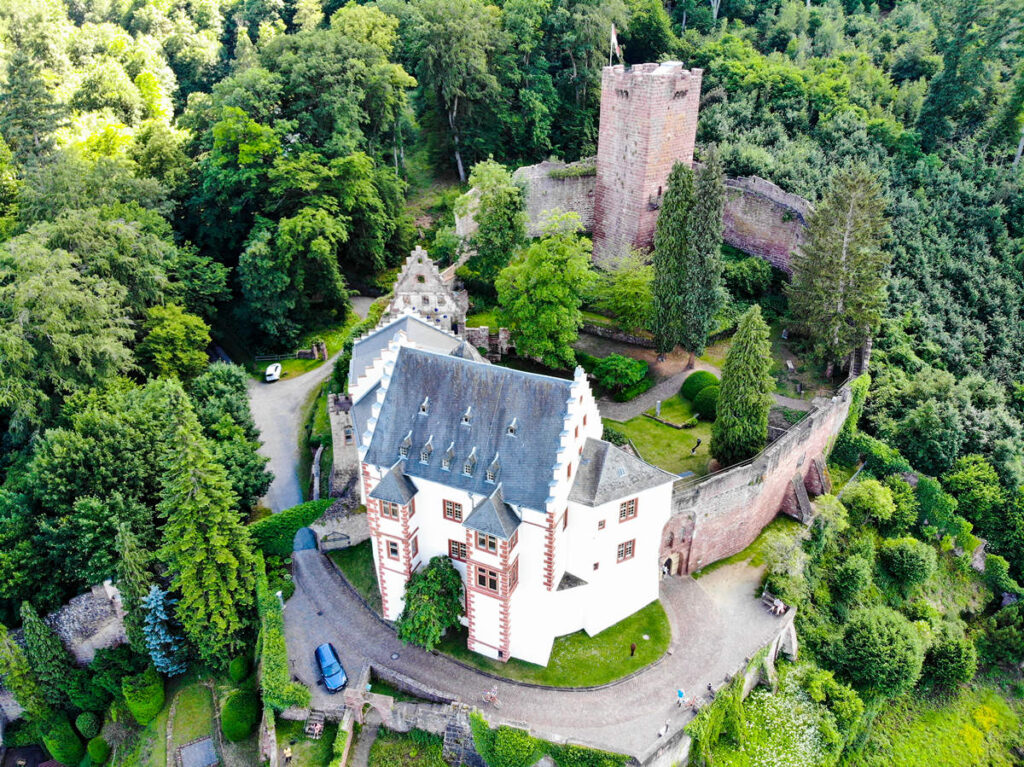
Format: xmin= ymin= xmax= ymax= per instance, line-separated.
xmin=221 ymin=687 xmax=260 ymax=742
xmin=122 ymin=666 xmax=165 ymax=726
xmin=228 ymin=654 xmax=252 ymax=684
xmin=75 ymin=711 xmax=101 ymax=739
xmin=693 ymin=385 xmax=719 ymax=419
xmin=328 ymin=726 xmax=351 ymax=767
xmin=249 ymin=498 xmax=333 ymax=557
xmin=681 ymin=371 xmax=719 ymax=401
xmin=88 ymin=735 xmax=111 ymax=765
xmin=256 ymin=552 xmax=311 ymax=710
xmin=41 ymin=714 xmax=85 ymax=766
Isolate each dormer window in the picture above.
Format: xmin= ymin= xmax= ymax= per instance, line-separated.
xmin=507 ymin=418 xmax=517 ymax=436
xmin=399 ymin=445 xmax=409 ymax=458
xmin=442 ymin=442 xmax=455 ymax=471
xmin=486 ymin=469 xmax=495 ymax=482
xmin=420 ymin=436 xmax=433 ymax=464
xmin=463 ymin=447 xmax=477 ymax=476
xmin=486 ymin=455 xmax=500 ymax=483
xmin=399 ymin=431 xmax=412 ymax=459
xmin=461 ymin=407 xmax=472 ymax=425
xmin=419 ymin=397 xmax=429 ymax=415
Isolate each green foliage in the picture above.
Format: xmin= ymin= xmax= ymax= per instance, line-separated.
xmin=0 ymin=622 xmax=47 ymax=720
xmin=591 ymin=252 xmax=654 ymax=334
xmin=602 ymin=425 xmax=628 ymax=446
xmin=249 ymin=499 xmax=333 ymax=557
xmin=221 ymin=687 xmax=260 ymax=742
xmin=228 ymin=655 xmax=253 ymax=684
xmin=41 ymin=714 xmax=85 ymax=766
xmin=138 ymin=304 xmax=211 ymax=380
xmin=396 ymin=556 xmax=464 ymax=651
xmin=722 ymin=255 xmax=772 ymax=299
xmin=923 ymin=623 xmax=978 ymax=689
xmin=681 ymin=371 xmax=720 ymax=401
xmin=547 ymin=163 xmax=596 ymax=179
xmin=256 ymin=552 xmax=311 ymax=711
xmin=787 ymin=164 xmax=890 ymax=366
xmin=592 ymin=355 xmax=648 ymax=394
xmin=693 ymin=385 xmax=720 ymax=420
xmin=76 ymin=712 xmax=101 ymax=740
xmin=842 ymin=478 xmax=896 ymax=526
xmin=984 ymin=554 xmax=1023 ymax=596
xmin=623 ymin=0 xmax=675 ymax=63
xmin=115 ymin=522 xmax=152 ymax=656
xmin=465 ymin=160 xmax=526 ymax=285
xmin=471 ymin=713 xmax=627 ymax=767
xmin=881 ymin=475 xmax=919 ymax=536
xmin=916 ymin=476 xmax=959 ymax=532
xmin=978 ymin=602 xmax=1024 ymax=666
xmin=685 ymin=673 xmax=746 ymax=767
xmin=797 ymin=666 xmax=864 ymax=741
xmin=879 ymin=537 xmax=937 ymax=592
xmin=839 ymin=607 xmax=924 ymax=698
xmin=87 ymin=735 xmax=111 ymax=764
xmin=328 ymin=725 xmax=350 ymax=767
xmin=833 ymin=554 xmax=873 ymax=605
xmin=21 ymin=601 xmax=75 ymax=710
xmin=122 ymin=666 xmax=165 ymax=726
xmin=89 ymin=645 xmax=149 ymax=699
xmin=496 ymin=212 xmax=593 ymax=370
xmin=711 ymin=305 xmax=774 ymax=465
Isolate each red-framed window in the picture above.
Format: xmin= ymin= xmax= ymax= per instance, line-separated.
xmin=476 ymin=532 xmax=497 ymax=553
xmin=381 ymin=501 xmax=400 ymax=520
xmin=619 ymin=498 xmax=637 ymax=522
xmin=508 ymin=559 xmax=519 ymax=592
xmin=443 ymin=500 xmax=463 ymax=522
xmin=386 ymin=540 xmax=400 ymax=560
xmin=476 ymin=566 xmax=499 ymax=592
xmin=617 ymin=539 xmax=635 ymax=563
xmin=598 ymin=520 xmax=606 ymax=530
xmin=448 ymin=539 xmax=468 ymax=561
xmin=411 ymin=537 xmax=419 ymax=558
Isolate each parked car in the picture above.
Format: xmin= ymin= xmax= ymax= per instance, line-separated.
xmin=315 ymin=643 xmax=347 ymax=693
xmin=265 ymin=363 xmax=282 ymax=382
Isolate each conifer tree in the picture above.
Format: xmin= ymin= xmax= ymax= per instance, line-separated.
xmin=651 ymin=157 xmax=724 ymax=365
xmin=20 ymin=602 xmax=73 ymax=710
xmin=0 ymin=45 xmax=63 ymax=161
xmin=786 ymin=164 xmax=890 ymax=370
xmin=0 ymin=622 xmax=47 ymax=720
xmin=115 ymin=523 xmax=152 ymax=656
xmin=157 ymin=383 xmax=256 ymax=665
xmin=711 ymin=305 xmax=774 ymax=466
xmin=141 ymin=586 xmax=189 ymax=676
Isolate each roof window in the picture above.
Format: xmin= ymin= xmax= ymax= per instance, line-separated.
xmin=399 ymin=431 xmax=412 ymax=459
xmin=507 ymin=418 xmax=518 ymax=436
xmin=461 ymin=407 xmax=472 ymax=425
xmin=442 ymin=442 xmax=455 ymax=471
xmin=463 ymin=447 xmax=477 ymax=476
xmin=419 ymin=397 xmax=429 ymax=414
xmin=420 ymin=436 xmax=433 ymax=464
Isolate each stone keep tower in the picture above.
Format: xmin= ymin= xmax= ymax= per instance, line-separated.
xmin=592 ymin=62 xmax=703 ymax=263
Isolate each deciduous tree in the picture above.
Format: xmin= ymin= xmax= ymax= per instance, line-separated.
xmin=463 ymin=159 xmax=526 ymax=284
xmin=138 ymin=304 xmax=211 ymax=380
xmin=593 ymin=251 xmax=653 ymax=334
xmin=839 ymin=607 xmax=924 ymax=698
xmin=396 ymin=556 xmax=464 ymax=650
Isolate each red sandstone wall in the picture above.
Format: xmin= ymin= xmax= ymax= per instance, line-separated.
xmin=722 ymin=177 xmax=812 ymax=272
xmin=593 ymin=62 xmax=702 ymax=263
xmin=660 ymin=384 xmax=853 ymax=574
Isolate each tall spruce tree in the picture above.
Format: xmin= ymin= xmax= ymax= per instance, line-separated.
xmin=651 ymin=158 xmax=724 ymax=365
xmin=141 ymin=586 xmax=189 ymax=676
xmin=710 ymin=305 xmax=774 ymax=466
xmin=786 ymin=164 xmax=890 ymax=370
xmin=0 ymin=46 xmax=63 ymax=162
xmin=20 ymin=602 xmax=74 ymax=710
xmin=115 ymin=523 xmax=152 ymax=656
xmin=157 ymin=383 xmax=256 ymax=665
xmin=0 ymin=622 xmax=47 ymax=720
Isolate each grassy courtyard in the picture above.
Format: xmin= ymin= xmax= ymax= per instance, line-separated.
xmin=604 ymin=394 xmax=714 ymax=476
xmin=171 ymin=682 xmax=215 ymax=751
xmin=277 ymin=717 xmax=339 ymax=767
xmin=369 ymin=728 xmax=448 ymax=767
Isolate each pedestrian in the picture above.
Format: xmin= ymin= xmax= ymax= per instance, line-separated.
xmin=657 ymin=720 xmax=670 ymax=738
xmin=630 ymin=642 xmax=637 ymax=657
xmin=283 ymin=746 xmax=293 ymax=765
xmin=676 ymin=689 xmax=685 ymax=707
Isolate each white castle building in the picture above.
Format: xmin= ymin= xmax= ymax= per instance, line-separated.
xmin=350 ymin=312 xmax=675 ymax=666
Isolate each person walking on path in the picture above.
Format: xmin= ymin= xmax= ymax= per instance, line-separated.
xmin=676 ymin=689 xmax=685 ymax=707
xmin=630 ymin=642 xmax=637 ymax=657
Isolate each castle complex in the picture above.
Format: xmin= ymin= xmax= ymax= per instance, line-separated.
xmin=593 ymin=62 xmax=703 ymax=262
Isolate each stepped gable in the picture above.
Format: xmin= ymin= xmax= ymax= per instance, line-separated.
xmin=362 ymin=346 xmax=574 ymax=511
xmin=569 ymin=437 xmax=677 ymax=507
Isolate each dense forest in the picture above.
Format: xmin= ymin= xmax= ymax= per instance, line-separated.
xmin=0 ymin=0 xmax=1022 ymax=760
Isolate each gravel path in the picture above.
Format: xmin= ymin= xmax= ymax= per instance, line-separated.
xmin=284 ymin=548 xmax=785 ymax=760
xmin=249 ymin=299 xmax=375 ymax=513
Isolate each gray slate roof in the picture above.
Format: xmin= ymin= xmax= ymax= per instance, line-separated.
xmin=568 ymin=438 xmax=676 ymax=507
xmin=368 ymin=462 xmax=419 ymax=505
xmin=363 ymin=346 xmax=575 ymax=510
xmin=463 ymin=486 xmax=520 ymax=539
xmin=351 ymin=381 xmax=379 ymax=441
xmin=349 ymin=314 xmax=466 ymax=387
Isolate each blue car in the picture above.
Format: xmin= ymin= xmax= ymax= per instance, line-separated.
xmin=315 ymin=643 xmax=347 ymax=693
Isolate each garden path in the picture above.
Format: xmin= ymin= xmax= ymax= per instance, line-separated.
xmin=284 ymin=547 xmax=786 ymax=761
xmin=350 ymin=712 xmax=381 ymax=767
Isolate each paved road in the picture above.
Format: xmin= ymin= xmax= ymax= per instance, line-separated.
xmin=250 ymin=299 xmax=375 ymax=513
xmin=284 ymin=548 xmax=786 ymax=760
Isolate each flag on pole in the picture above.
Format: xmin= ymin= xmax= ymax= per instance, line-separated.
xmin=610 ymin=23 xmax=622 ymax=64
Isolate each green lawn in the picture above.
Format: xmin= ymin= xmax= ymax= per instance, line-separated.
xmin=329 ymin=541 xmax=383 ymax=614
xmin=465 ymin=310 xmax=499 ymax=328
xmin=111 ymin=680 xmax=175 ymax=767
xmin=369 ymin=728 xmax=447 ymax=767
xmin=604 ymin=396 xmax=713 ymax=476
xmin=435 ymin=600 xmax=670 ymax=687
xmin=692 ymin=516 xmax=805 ymax=579
xmin=857 ymin=686 xmax=1021 ymax=766
xmin=171 ymin=683 xmax=214 ymax=751
xmin=366 ymin=678 xmax=429 ymax=703
xmin=277 ymin=717 xmax=339 ymax=767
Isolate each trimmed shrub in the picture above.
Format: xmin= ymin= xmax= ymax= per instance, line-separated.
xmin=249 ymin=499 xmax=333 ymax=557
xmin=221 ymin=687 xmax=260 ymax=742
xmin=228 ymin=654 xmax=252 ymax=684
xmin=612 ymin=376 xmax=655 ymax=402
xmin=75 ymin=711 xmax=101 ymax=739
xmin=256 ymin=552 xmax=311 ymax=711
xmin=602 ymin=425 xmax=627 ymax=446
xmin=693 ymin=385 xmax=719 ymax=419
xmin=122 ymin=666 xmax=165 ymax=726
xmin=328 ymin=726 xmax=351 ymax=767
xmin=88 ymin=735 xmax=111 ymax=765
xmin=880 ymin=537 xmax=937 ymax=591
xmin=41 ymin=714 xmax=85 ymax=766
xmin=833 ymin=554 xmax=872 ymax=604
xmin=681 ymin=370 xmax=719 ymax=401
xmin=839 ymin=607 xmax=924 ymax=697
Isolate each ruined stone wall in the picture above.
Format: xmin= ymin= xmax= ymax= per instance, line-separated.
xmin=463 ymin=326 xmax=511 ymax=357
xmin=722 ymin=176 xmax=812 ymax=272
xmin=593 ymin=63 xmax=703 ymax=263
xmin=660 ymin=384 xmax=853 ymax=575
xmin=512 ymin=161 xmax=596 ymax=237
